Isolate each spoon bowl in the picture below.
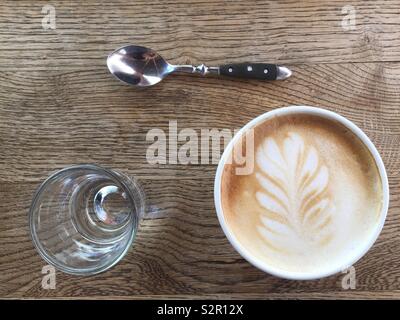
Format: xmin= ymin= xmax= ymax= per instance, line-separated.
xmin=107 ymin=45 xmax=173 ymax=86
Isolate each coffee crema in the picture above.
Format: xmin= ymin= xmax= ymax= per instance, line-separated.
xmin=220 ymin=113 xmax=383 ymax=274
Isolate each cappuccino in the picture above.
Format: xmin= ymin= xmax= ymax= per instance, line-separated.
xmin=218 ymin=109 xmax=386 ymax=277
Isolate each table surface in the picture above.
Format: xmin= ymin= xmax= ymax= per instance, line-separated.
xmin=1 ymin=0 xmax=399 ymax=299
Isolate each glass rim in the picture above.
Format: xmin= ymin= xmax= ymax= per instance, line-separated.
xmin=28 ymin=164 xmax=144 ymax=276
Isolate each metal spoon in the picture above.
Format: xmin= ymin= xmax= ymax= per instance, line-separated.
xmin=107 ymin=45 xmax=292 ymax=87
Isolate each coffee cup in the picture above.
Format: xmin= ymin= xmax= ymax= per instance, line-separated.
xmin=214 ymin=106 xmax=389 ymax=280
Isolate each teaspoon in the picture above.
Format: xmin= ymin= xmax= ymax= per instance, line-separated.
xmin=107 ymin=45 xmax=292 ymax=87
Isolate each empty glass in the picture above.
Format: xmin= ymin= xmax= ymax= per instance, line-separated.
xmin=29 ymin=164 xmax=145 ymax=275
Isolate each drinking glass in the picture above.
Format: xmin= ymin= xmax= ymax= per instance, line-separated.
xmin=29 ymin=164 xmax=145 ymax=275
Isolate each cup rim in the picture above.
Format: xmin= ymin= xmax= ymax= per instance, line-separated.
xmin=214 ymin=105 xmax=390 ymax=280
xmin=29 ymin=164 xmax=142 ymax=276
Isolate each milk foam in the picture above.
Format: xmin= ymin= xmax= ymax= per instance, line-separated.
xmin=221 ymin=114 xmax=383 ymax=275
xmin=255 ymin=132 xmax=333 ymax=253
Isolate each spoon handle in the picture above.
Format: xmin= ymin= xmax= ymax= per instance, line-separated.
xmin=173 ymin=63 xmax=291 ymax=80
xmin=173 ymin=64 xmax=219 ymax=75
xmin=219 ymin=63 xmax=285 ymax=80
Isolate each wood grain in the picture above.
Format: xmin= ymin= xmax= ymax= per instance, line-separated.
xmin=0 ymin=0 xmax=400 ymax=299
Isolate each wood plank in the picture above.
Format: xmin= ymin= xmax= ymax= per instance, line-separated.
xmin=0 ymin=0 xmax=400 ymax=71
xmin=1 ymin=63 xmax=399 ymax=182
xmin=0 ymin=178 xmax=399 ymax=298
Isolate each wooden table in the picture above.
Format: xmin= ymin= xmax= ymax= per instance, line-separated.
xmin=1 ymin=0 xmax=399 ymax=299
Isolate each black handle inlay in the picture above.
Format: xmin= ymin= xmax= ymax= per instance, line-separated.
xmin=219 ymin=63 xmax=277 ymax=80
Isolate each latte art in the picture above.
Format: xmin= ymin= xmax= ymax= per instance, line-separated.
xmin=220 ymin=112 xmax=384 ymax=275
xmin=255 ymin=132 xmax=333 ymax=253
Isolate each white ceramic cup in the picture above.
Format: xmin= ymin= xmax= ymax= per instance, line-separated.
xmin=214 ymin=106 xmax=389 ymax=280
